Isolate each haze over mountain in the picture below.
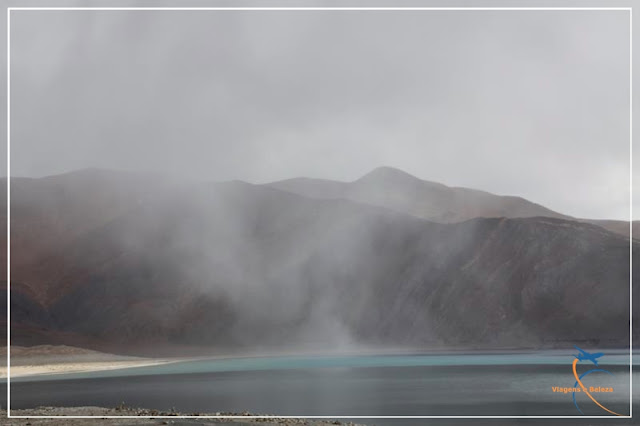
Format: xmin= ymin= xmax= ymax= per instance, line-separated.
xmin=268 ymin=166 xmax=637 ymax=239
xmin=2 ymin=168 xmax=635 ymax=355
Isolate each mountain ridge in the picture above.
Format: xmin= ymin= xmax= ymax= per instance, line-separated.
xmin=2 ymin=169 xmax=635 ymax=354
xmin=4 ymin=171 xmax=640 ymax=353
xmin=267 ymin=166 xmax=636 ymax=239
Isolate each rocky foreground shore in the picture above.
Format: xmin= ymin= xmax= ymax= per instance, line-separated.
xmin=1 ymin=406 xmax=367 ymax=426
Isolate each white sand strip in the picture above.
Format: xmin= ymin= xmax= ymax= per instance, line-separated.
xmin=0 ymin=359 xmax=175 ymax=378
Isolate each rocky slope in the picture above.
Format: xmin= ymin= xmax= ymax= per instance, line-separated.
xmin=0 ymin=169 xmax=634 ymax=354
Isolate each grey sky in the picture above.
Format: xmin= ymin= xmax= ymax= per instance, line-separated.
xmin=7 ymin=7 xmax=634 ymax=220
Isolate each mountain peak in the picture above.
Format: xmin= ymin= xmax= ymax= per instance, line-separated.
xmin=356 ymin=166 xmax=422 ymax=184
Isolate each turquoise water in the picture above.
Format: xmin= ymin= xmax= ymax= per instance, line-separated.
xmin=10 ymin=349 xmax=638 ymax=382
xmin=6 ymin=351 xmax=640 ymax=421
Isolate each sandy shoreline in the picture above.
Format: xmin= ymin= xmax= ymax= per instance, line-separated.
xmin=0 ymin=345 xmax=182 ymax=379
xmin=1 ymin=346 xmax=367 ymax=424
xmin=0 ymin=359 xmax=177 ymax=378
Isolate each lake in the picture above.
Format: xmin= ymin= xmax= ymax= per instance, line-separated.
xmin=4 ymin=351 xmax=639 ymax=425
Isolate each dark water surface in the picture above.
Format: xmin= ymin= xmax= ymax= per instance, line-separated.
xmin=4 ymin=352 xmax=639 ymax=425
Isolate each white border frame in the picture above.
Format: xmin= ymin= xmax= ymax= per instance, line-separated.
xmin=5 ymin=5 xmax=634 ymax=420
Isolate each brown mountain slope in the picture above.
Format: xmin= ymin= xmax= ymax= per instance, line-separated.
xmin=267 ymin=166 xmax=637 ymax=239
xmin=3 ymin=174 xmax=635 ymax=353
xmin=0 ymin=169 xmax=178 ymax=305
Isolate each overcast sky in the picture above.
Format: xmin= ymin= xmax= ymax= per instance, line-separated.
xmin=8 ymin=7 xmax=633 ymax=220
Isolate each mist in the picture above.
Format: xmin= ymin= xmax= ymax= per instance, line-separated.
xmin=7 ymin=8 xmax=632 ymax=220
xmin=5 ymin=167 xmax=633 ymax=356
xmin=3 ymin=6 xmax=634 ymax=356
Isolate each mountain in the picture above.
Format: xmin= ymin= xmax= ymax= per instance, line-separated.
xmin=3 ymin=169 xmax=636 ymax=354
xmin=267 ymin=166 xmax=637 ymax=239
